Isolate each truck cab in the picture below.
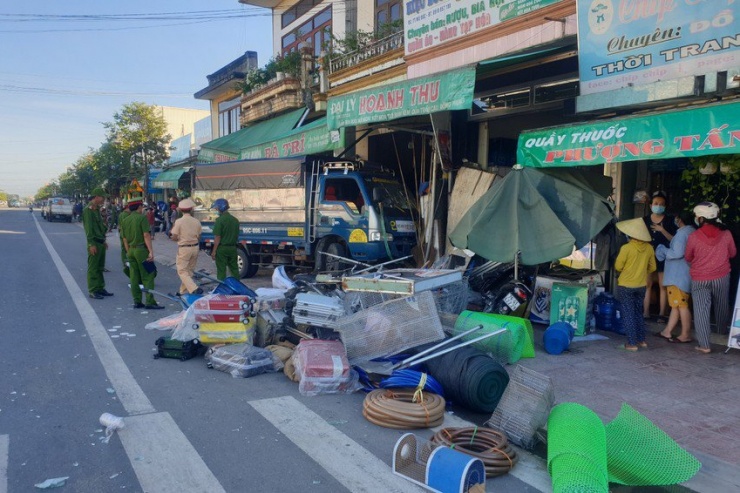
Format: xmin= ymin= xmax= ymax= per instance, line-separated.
xmin=194 ymin=158 xmax=416 ymax=277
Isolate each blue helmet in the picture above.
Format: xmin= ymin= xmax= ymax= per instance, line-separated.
xmin=211 ymin=198 xmax=229 ymax=213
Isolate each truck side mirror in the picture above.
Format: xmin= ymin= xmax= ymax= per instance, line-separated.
xmin=372 ymin=188 xmax=384 ymax=203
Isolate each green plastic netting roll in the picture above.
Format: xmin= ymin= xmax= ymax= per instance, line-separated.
xmin=454 ymin=311 xmax=526 ymax=364
xmin=606 ymin=403 xmax=701 ymax=486
xmin=548 ymin=403 xmax=609 ymax=493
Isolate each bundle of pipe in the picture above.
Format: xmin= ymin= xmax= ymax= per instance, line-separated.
xmin=424 ymin=346 xmax=509 ymax=413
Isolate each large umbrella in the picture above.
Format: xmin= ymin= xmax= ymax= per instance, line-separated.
xmin=449 ymin=165 xmax=614 ymax=275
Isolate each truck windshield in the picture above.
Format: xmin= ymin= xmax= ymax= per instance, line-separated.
xmin=363 ymin=177 xmax=411 ymax=212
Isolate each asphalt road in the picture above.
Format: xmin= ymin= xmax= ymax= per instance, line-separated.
xmin=0 ymin=209 xmax=547 ymax=493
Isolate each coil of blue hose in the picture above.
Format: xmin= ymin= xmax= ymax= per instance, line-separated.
xmin=379 ymin=370 xmax=445 ymax=398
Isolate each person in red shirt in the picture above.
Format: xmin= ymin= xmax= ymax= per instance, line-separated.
xmin=145 ymin=206 xmax=157 ymax=239
xmin=685 ymin=202 xmax=737 ymax=354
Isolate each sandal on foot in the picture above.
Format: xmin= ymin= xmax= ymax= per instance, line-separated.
xmin=622 ymin=344 xmax=639 ymax=352
xmin=653 ymin=332 xmax=673 ymax=341
xmin=637 ymin=342 xmax=648 ymax=348
xmin=694 ymin=346 xmax=711 ymax=354
xmin=672 ymin=338 xmax=693 ymax=344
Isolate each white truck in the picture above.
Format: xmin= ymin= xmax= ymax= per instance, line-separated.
xmin=44 ymin=197 xmax=74 ymax=222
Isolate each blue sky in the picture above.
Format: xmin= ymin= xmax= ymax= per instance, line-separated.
xmin=0 ymin=0 xmax=273 ymax=197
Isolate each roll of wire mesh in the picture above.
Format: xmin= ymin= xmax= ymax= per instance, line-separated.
xmin=362 ymin=388 xmax=446 ymax=429
xmin=424 ymin=346 xmax=510 ymax=413
xmin=430 ymin=427 xmax=518 ymax=477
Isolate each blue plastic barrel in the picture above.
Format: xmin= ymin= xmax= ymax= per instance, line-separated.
xmin=543 ymin=322 xmax=575 ymax=355
xmin=594 ymin=293 xmax=616 ymax=331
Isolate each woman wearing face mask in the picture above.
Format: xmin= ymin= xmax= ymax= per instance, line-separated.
xmin=685 ymin=202 xmax=737 ymax=354
xmin=642 ymin=191 xmax=677 ymax=322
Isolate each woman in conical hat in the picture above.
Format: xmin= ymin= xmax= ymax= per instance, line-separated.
xmin=614 ymin=218 xmax=656 ymax=351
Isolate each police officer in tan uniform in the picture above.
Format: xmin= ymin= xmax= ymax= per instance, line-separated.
xmin=169 ymin=198 xmax=203 ymax=295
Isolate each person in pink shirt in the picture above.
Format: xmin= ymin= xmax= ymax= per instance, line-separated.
xmin=685 ymin=202 xmax=737 ymax=354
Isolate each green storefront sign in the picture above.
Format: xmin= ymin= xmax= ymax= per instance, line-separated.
xmin=517 ymin=101 xmax=740 ymax=167
xmin=240 ymin=125 xmax=343 ymax=160
xmin=327 ymin=66 xmax=476 ymax=130
xmin=197 ymin=147 xmax=239 ymax=164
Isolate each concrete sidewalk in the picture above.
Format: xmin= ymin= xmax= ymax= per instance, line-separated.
xmin=120 ymin=228 xmax=740 ymax=488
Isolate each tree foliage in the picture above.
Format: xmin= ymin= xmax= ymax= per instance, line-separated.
xmin=34 ymin=102 xmax=171 ymax=200
xmin=681 ymin=154 xmax=740 ymax=224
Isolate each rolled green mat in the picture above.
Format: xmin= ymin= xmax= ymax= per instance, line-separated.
xmin=606 ymin=403 xmax=701 ymax=486
xmin=547 ymin=403 xmax=608 ymax=493
xmin=424 ymin=346 xmax=509 ymax=413
xmin=454 ymin=310 xmax=526 ymax=364
xmin=479 ymin=312 xmax=536 ymax=358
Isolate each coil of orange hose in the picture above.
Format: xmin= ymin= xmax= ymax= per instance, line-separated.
xmin=362 ymin=388 xmax=446 ymax=429
xmin=430 ymin=427 xmax=517 ymax=477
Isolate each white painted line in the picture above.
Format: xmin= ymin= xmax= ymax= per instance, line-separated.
xmin=0 ymin=435 xmax=8 ymax=493
xmin=34 ymin=217 xmax=154 ymax=415
xmin=250 ymin=396 xmax=425 ymax=493
xmin=433 ymin=413 xmax=553 ymax=493
xmin=118 ymin=412 xmax=225 ymax=493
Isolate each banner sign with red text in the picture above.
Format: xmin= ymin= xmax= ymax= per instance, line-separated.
xmin=240 ymin=125 xmax=344 ymax=160
xmin=577 ymin=0 xmax=740 ymax=95
xmin=404 ymin=0 xmax=563 ymax=56
xmin=326 ymin=67 xmax=475 ymax=130
xmin=517 ymin=101 xmax=740 ymax=167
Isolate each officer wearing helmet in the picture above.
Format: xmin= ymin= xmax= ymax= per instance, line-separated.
xmin=210 ymin=198 xmax=240 ymax=280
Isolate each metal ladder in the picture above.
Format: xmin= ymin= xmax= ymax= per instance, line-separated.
xmin=307 ymin=159 xmax=321 ymax=244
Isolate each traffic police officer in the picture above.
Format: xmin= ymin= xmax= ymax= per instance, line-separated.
xmin=84 ymin=187 xmax=113 ymax=299
xmin=210 ymin=198 xmax=240 ymax=280
xmin=118 ymin=198 xmax=131 ymax=277
xmin=121 ymin=197 xmax=163 ymax=309
xmin=170 ymin=198 xmax=203 ymax=294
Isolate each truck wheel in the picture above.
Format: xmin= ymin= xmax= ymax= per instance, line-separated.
xmin=318 ymin=240 xmax=349 ymax=272
xmin=237 ymin=248 xmax=259 ymax=279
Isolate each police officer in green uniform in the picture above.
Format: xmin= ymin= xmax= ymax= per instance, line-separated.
xmin=210 ymin=198 xmax=240 ymax=280
xmin=121 ymin=198 xmax=163 ymax=309
xmin=84 ymin=187 xmax=113 ymax=299
xmin=118 ymin=199 xmax=131 ymax=277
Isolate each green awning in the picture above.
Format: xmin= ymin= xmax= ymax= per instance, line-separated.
xmin=152 ymin=167 xmax=189 ymax=189
xmin=477 ymin=42 xmax=575 ymax=76
xmin=198 ymin=108 xmax=307 ymax=163
xmin=240 ymin=117 xmax=344 ymax=159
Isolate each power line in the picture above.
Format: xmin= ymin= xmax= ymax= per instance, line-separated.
xmin=0 ymin=83 xmax=192 ymax=97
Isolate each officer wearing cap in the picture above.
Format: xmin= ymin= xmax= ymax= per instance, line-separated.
xmin=121 ymin=197 xmax=163 ymax=309
xmin=84 ymin=187 xmax=113 ymax=299
xmin=210 ymin=198 xmax=240 ymax=280
xmin=170 ymin=198 xmax=203 ymax=295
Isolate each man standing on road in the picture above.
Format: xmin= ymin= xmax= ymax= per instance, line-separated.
xmin=210 ymin=198 xmax=240 ymax=280
xmin=170 ymin=198 xmax=203 ymax=295
xmin=118 ymin=198 xmax=131 ymax=277
xmin=121 ymin=197 xmax=164 ymax=309
xmin=83 ymin=188 xmax=113 ymax=300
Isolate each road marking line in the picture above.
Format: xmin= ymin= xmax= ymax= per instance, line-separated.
xmin=118 ymin=412 xmax=225 ymax=493
xmin=250 ymin=396 xmax=425 ymax=493
xmin=34 ymin=216 xmax=154 ymax=415
xmin=0 ymin=435 xmax=8 ymax=493
xmin=35 ymin=217 xmax=225 ymax=492
xmin=432 ymin=413 xmax=552 ymax=492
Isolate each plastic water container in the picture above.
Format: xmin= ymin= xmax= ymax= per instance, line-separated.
xmin=543 ymin=322 xmax=575 ymax=355
xmin=594 ymin=293 xmax=624 ymax=334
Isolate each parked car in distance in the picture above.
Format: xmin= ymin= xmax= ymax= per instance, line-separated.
xmin=44 ymin=197 xmax=74 ymax=222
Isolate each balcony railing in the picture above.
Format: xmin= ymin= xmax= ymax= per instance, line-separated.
xmin=329 ymin=31 xmax=404 ymax=74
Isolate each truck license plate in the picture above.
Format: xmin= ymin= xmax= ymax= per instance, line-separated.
xmin=503 ymin=293 xmax=520 ymax=312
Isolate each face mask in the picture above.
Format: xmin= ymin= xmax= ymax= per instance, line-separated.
xmin=651 ymin=205 xmax=666 ymax=214
xmin=695 ymin=218 xmax=701 ymax=226
xmin=674 ymin=219 xmax=680 ymax=228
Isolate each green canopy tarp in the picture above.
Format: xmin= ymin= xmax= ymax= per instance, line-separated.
xmin=449 ymin=166 xmax=614 ymax=265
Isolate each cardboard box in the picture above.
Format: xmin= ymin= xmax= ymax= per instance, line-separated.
xmin=529 ymin=276 xmax=562 ymax=325
xmin=550 ymin=282 xmax=593 ymax=336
